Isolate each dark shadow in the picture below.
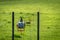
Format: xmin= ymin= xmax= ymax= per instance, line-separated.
xmin=47 ymin=27 xmax=50 ymax=29
xmin=26 ymin=21 xmax=31 ymax=24
xmin=31 ymin=14 xmax=35 ymax=16
xmin=20 ymin=12 xmax=23 ymax=14
xmin=14 ymin=35 xmax=21 ymax=38
xmin=8 ymin=21 xmax=11 ymax=23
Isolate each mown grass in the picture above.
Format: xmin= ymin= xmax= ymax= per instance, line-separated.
xmin=0 ymin=13 xmax=12 ymax=40
xmin=40 ymin=13 xmax=60 ymax=40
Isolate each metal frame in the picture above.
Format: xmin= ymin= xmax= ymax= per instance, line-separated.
xmin=12 ymin=12 xmax=40 ymax=40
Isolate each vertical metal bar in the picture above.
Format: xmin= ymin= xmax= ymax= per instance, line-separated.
xmin=37 ymin=12 xmax=39 ymax=40
xmin=12 ymin=12 xmax=14 ymax=40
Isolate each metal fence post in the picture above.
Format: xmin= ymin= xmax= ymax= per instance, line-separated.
xmin=12 ymin=12 xmax=14 ymax=40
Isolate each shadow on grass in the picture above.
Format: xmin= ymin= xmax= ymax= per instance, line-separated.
xmin=14 ymin=35 xmax=22 ymax=38
xmin=0 ymin=38 xmax=5 ymax=40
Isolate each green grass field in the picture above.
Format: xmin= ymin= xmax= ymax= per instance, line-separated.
xmin=0 ymin=0 xmax=60 ymax=40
